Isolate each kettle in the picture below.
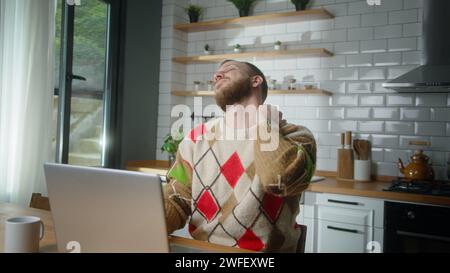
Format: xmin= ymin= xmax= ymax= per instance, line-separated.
xmin=398 ymin=150 xmax=435 ymax=181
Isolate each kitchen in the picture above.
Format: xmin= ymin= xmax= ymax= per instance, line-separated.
xmin=1 ymin=0 xmax=450 ymax=254
xmin=156 ymin=0 xmax=450 ymax=253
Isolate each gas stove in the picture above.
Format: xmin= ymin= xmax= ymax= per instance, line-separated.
xmin=383 ymin=178 xmax=450 ymax=197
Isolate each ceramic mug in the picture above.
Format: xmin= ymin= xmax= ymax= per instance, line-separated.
xmin=4 ymin=216 xmax=45 ymax=253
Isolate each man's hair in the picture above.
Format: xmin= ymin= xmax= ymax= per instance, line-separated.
xmin=220 ymin=60 xmax=268 ymax=103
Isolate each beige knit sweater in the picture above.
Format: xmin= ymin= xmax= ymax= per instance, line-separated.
xmin=163 ymin=117 xmax=316 ymax=252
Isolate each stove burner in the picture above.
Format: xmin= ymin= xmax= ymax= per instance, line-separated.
xmin=383 ymin=178 xmax=450 ymax=197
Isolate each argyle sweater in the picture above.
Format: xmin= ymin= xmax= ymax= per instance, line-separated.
xmin=163 ymin=117 xmax=316 ymax=252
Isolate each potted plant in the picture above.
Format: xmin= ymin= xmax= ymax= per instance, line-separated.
xmin=161 ymin=130 xmax=183 ymax=167
xmin=291 ymin=0 xmax=310 ymax=11
xmin=227 ymin=0 xmax=259 ymax=17
xmin=204 ymin=44 xmax=211 ymax=55
xmin=233 ymin=44 xmax=242 ymax=53
xmin=274 ymin=40 xmax=282 ymax=50
xmin=185 ymin=5 xmax=202 ymax=23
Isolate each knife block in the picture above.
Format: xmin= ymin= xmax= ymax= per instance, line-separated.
xmin=337 ymin=148 xmax=354 ymax=180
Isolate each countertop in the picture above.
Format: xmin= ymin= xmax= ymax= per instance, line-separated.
xmin=307 ymin=177 xmax=450 ymax=207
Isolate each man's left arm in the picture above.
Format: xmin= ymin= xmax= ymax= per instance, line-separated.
xmin=254 ymin=119 xmax=317 ymax=197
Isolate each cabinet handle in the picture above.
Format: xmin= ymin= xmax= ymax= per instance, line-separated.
xmin=327 ymin=199 xmax=359 ymax=206
xmin=327 ymin=225 xmax=359 ymax=234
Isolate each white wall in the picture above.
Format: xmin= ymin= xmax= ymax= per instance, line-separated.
xmin=156 ymin=0 xmax=450 ymax=179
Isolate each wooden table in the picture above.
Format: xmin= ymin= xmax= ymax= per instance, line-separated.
xmin=0 ymin=202 xmax=253 ymax=253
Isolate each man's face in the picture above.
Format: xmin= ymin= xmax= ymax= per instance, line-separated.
xmin=213 ymin=61 xmax=252 ymax=111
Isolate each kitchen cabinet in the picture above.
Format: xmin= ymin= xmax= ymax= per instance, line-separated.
xmin=298 ymin=191 xmax=384 ymax=253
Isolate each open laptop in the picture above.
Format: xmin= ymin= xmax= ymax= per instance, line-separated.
xmin=44 ymin=163 xmax=180 ymax=253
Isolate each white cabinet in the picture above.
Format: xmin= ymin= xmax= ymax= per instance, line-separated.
xmin=298 ymin=191 xmax=384 ymax=253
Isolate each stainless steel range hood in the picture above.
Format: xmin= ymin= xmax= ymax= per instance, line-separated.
xmin=382 ymin=0 xmax=450 ymax=92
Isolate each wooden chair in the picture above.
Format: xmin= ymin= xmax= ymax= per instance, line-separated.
xmin=29 ymin=193 xmax=51 ymax=211
xmin=296 ymin=224 xmax=307 ymax=253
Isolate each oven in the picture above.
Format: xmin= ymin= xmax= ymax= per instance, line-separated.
xmin=384 ymin=201 xmax=450 ymax=253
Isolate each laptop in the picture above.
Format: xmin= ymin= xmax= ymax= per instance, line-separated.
xmin=44 ymin=163 xmax=172 ymax=253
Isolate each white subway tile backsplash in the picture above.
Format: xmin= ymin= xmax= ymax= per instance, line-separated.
xmin=447 ymin=123 xmax=450 ymax=136
xmin=320 ymin=80 xmax=346 ymax=94
xmin=415 ymin=122 xmax=447 ymax=136
xmin=384 ymin=149 xmax=411 ymax=163
xmin=388 ymin=66 xmax=417 ymax=79
xmin=296 ymin=108 xmax=318 ymax=119
xmin=284 ymin=96 xmax=308 ymax=106
xmin=416 ymin=94 xmax=448 ymax=107
xmin=348 ymin=27 xmax=373 ymax=41
xmin=332 ymin=95 xmax=359 ymax=106
xmin=360 ymin=95 xmax=385 ymax=106
xmin=321 ymin=55 xmax=346 ymax=68
xmin=316 ymin=158 xmax=337 ymax=172
xmin=371 ymin=148 xmax=384 ymax=162
xmin=374 ymin=25 xmax=402 ymax=39
xmin=372 ymin=162 xmax=400 ymax=177
xmin=306 ymin=96 xmax=331 ymax=107
xmin=347 ymin=82 xmax=371 ymax=93
xmin=404 ymin=0 xmax=423 ymax=9
xmin=305 ymin=120 xmax=330 ymax=132
xmin=388 ymin=37 xmax=417 ymax=52
xmin=334 ymin=41 xmax=360 ymax=54
xmin=385 ymin=121 xmax=414 ymax=135
xmin=346 ymin=108 xmax=371 ymax=119
xmin=372 ymin=134 xmax=399 ymax=148
xmin=318 ymin=108 xmax=345 ymax=119
xmin=373 ymin=108 xmax=400 ymax=120
xmin=403 ymin=23 xmax=422 ymax=37
xmin=387 ymin=94 xmax=415 ymax=106
xmin=373 ymin=81 xmax=395 ymax=93
xmin=346 ymin=54 xmax=372 ymax=67
xmin=330 ymin=120 xmax=357 ymax=133
xmin=317 ymin=133 xmax=341 ymax=146
xmin=333 ymin=68 xmax=359 ymax=80
xmin=361 ymin=13 xmax=387 ymax=27
xmin=317 ymin=146 xmax=331 ymax=158
xmin=348 ymin=1 xmax=374 ymax=15
xmin=334 ymin=15 xmax=361 ymax=29
xmin=430 ymin=137 xmax=450 ymax=152
xmin=359 ymin=68 xmax=386 ymax=80
xmin=374 ymin=0 xmax=403 ymax=12
xmin=265 ymin=23 xmax=286 ymax=35
xmin=400 ymin=108 xmax=430 ymax=121
xmin=374 ymin=52 xmax=402 ymax=66
xmin=402 ymin=51 xmax=421 ymax=65
xmin=322 ymin=29 xmax=348 ymax=43
xmin=361 ymin=39 xmax=387 ymax=53
xmin=431 ymin=108 xmax=450 ymax=122
xmin=388 ymin=9 xmax=418 ymax=25
xmin=358 ymin=121 xmax=384 ymax=133
xmin=399 ymin=135 xmax=431 ymax=149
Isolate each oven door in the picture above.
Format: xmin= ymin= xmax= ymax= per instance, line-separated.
xmin=384 ymin=201 xmax=450 ymax=253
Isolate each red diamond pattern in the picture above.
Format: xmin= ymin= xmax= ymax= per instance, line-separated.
xmin=189 ymin=123 xmax=206 ymax=144
xmin=196 ymin=189 xmax=219 ymax=222
xmin=237 ymin=229 xmax=265 ymax=251
xmin=189 ymin=223 xmax=197 ymax=235
xmin=262 ymin=193 xmax=283 ymax=222
xmin=220 ymin=152 xmax=244 ymax=188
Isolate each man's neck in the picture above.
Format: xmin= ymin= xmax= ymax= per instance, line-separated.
xmin=224 ymin=95 xmax=260 ymax=129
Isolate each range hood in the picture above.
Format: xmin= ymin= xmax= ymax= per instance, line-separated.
xmin=382 ymin=0 xmax=450 ymax=92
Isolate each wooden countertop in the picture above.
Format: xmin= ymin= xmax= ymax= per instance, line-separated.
xmin=0 ymin=202 xmax=253 ymax=253
xmin=307 ymin=177 xmax=450 ymax=207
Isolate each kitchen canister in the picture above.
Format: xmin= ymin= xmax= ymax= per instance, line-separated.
xmin=354 ymin=160 xmax=371 ymax=182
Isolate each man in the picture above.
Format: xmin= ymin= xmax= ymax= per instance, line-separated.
xmin=163 ymin=60 xmax=316 ymax=252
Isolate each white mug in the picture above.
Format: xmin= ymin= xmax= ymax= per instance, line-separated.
xmin=4 ymin=216 xmax=45 ymax=253
xmin=354 ymin=160 xmax=371 ymax=182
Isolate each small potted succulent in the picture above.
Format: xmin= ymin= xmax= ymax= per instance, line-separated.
xmin=185 ymin=4 xmax=203 ymax=23
xmin=291 ymin=0 xmax=310 ymax=11
xmin=161 ymin=130 xmax=183 ymax=167
xmin=227 ymin=0 xmax=259 ymax=17
xmin=274 ymin=40 xmax=282 ymax=50
xmin=204 ymin=44 xmax=211 ymax=55
xmin=233 ymin=44 xmax=242 ymax=53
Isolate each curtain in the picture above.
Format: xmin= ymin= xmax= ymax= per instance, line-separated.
xmin=0 ymin=0 xmax=55 ymax=204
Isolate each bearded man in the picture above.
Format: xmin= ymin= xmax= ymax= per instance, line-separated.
xmin=163 ymin=60 xmax=316 ymax=252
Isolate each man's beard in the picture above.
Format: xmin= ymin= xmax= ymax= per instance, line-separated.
xmin=214 ymin=77 xmax=252 ymax=111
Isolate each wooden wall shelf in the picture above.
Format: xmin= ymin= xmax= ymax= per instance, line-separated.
xmin=171 ymin=89 xmax=332 ymax=97
xmin=172 ymin=48 xmax=333 ymax=64
xmin=174 ymin=8 xmax=334 ymax=32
